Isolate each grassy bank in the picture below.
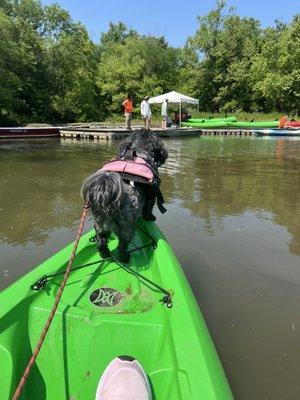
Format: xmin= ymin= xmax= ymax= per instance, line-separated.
xmin=21 ymin=111 xmax=299 ymax=128
xmin=191 ymin=112 xmax=298 ymax=121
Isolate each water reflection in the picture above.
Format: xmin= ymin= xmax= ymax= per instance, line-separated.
xmin=0 ymin=139 xmax=118 ymax=246
xmin=160 ymin=136 xmax=300 ymax=255
xmin=1 ymin=136 xmax=300 ymax=254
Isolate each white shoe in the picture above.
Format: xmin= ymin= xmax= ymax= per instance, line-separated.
xmin=95 ymin=356 xmax=152 ymax=400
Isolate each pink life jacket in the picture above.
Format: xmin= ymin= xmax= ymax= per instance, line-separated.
xmin=100 ymin=156 xmax=154 ymax=184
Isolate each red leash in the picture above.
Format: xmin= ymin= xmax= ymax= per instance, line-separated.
xmin=12 ymin=205 xmax=89 ymax=400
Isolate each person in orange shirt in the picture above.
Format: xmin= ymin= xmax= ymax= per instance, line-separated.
xmin=122 ymin=94 xmax=133 ymax=130
xmin=278 ymin=115 xmax=288 ymax=128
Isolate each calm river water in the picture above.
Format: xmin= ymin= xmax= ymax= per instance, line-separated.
xmin=1 ymin=135 xmax=300 ymax=399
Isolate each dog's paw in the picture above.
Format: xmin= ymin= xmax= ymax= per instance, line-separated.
xmin=143 ymin=214 xmax=156 ymax=221
xmin=99 ymin=247 xmax=112 ymax=259
xmin=118 ymin=251 xmax=130 ymax=263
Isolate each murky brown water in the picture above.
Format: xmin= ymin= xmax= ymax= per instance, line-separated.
xmin=1 ymin=136 xmax=300 ymax=399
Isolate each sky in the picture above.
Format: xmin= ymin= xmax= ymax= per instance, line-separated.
xmin=41 ymin=0 xmax=300 ymax=47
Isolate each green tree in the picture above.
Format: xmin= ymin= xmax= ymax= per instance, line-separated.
xmin=48 ymin=26 xmax=103 ymax=121
xmin=100 ymin=22 xmax=137 ymax=47
xmin=183 ymin=0 xmax=261 ymax=112
xmin=251 ymin=16 xmax=300 ymax=113
xmin=185 ymin=0 xmax=228 ymax=111
xmin=0 ymin=6 xmax=49 ymax=124
xmin=0 ymin=0 xmax=103 ymax=123
xmin=97 ymin=30 xmax=180 ymax=114
xmin=1 ymin=0 xmax=299 ymax=123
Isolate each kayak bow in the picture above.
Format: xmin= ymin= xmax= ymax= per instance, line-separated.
xmin=0 ymin=220 xmax=233 ymax=399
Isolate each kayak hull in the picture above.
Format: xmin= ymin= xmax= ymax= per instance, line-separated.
xmin=182 ymin=121 xmax=228 ymax=129
xmin=228 ymin=121 xmax=278 ymax=128
xmin=0 ymin=221 xmax=233 ymax=400
xmin=285 ymin=121 xmax=300 ymax=128
xmin=183 ymin=120 xmax=278 ymax=129
xmin=187 ymin=117 xmax=237 ymax=123
xmin=253 ymin=129 xmax=300 ymax=136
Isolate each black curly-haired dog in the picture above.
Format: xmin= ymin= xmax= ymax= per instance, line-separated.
xmin=81 ymin=129 xmax=168 ymax=263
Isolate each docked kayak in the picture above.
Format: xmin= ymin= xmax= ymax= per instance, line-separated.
xmin=285 ymin=120 xmax=300 ymax=128
xmin=228 ymin=121 xmax=278 ymax=128
xmin=182 ymin=119 xmax=278 ymax=129
xmin=0 ymin=220 xmax=233 ymax=400
xmin=182 ymin=121 xmax=229 ymax=129
xmin=253 ymin=128 xmax=300 ymax=136
xmin=187 ymin=117 xmax=237 ymax=123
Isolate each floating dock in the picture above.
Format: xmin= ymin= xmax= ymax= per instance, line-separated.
xmin=156 ymin=128 xmax=200 ymax=137
xmin=59 ymin=126 xmax=201 ymax=140
xmin=200 ymin=129 xmax=253 ymax=136
xmin=60 ymin=127 xmax=129 ymax=140
xmin=4 ymin=125 xmax=295 ymax=140
xmin=59 ymin=125 xmax=259 ymax=140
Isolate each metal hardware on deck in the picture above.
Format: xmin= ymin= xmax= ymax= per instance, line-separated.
xmin=31 ymin=277 xmax=48 ymax=291
xmin=160 ymin=291 xmax=174 ymax=308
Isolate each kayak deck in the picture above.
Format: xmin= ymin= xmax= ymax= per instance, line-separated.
xmin=0 ymin=221 xmax=233 ymax=399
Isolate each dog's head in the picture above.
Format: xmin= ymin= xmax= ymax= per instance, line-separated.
xmin=118 ymin=129 xmax=168 ymax=167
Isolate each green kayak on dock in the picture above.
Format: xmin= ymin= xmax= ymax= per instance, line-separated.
xmin=182 ymin=121 xmax=229 ymax=129
xmin=228 ymin=121 xmax=278 ymax=128
xmin=0 ymin=220 xmax=233 ymax=400
xmin=183 ymin=119 xmax=278 ymax=129
xmin=187 ymin=117 xmax=237 ymax=123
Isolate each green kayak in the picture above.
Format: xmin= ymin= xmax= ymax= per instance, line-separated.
xmin=182 ymin=121 xmax=229 ymax=128
xmin=228 ymin=121 xmax=278 ymax=128
xmin=0 ymin=220 xmax=233 ymax=399
xmin=183 ymin=120 xmax=278 ymax=129
xmin=187 ymin=117 xmax=237 ymax=123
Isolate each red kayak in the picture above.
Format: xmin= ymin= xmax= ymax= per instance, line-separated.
xmin=0 ymin=126 xmax=60 ymax=138
xmin=285 ymin=120 xmax=300 ymax=128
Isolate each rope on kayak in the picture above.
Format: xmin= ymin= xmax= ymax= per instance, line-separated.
xmin=31 ymin=225 xmax=157 ymax=290
xmin=114 ymin=260 xmax=173 ymax=308
xmin=12 ymin=204 xmax=89 ymax=400
xmin=31 ymin=239 xmax=156 ymax=290
xmin=31 ymin=224 xmax=173 ymax=307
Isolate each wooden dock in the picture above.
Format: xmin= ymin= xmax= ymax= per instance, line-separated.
xmin=200 ymin=129 xmax=253 ymax=136
xmin=60 ymin=127 xmax=130 ymax=140
xmin=154 ymin=128 xmax=200 ymax=138
xmin=60 ymin=126 xmax=201 ymax=140
xmin=59 ymin=125 xmax=259 ymax=140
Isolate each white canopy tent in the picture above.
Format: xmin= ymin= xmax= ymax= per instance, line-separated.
xmin=148 ymin=91 xmax=199 ymax=127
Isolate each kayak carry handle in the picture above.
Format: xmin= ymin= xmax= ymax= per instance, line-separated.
xmin=160 ymin=290 xmax=173 ymax=308
xmin=31 ymin=277 xmax=48 ymax=291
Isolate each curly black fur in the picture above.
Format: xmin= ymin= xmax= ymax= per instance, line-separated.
xmin=81 ymin=129 xmax=168 ymax=262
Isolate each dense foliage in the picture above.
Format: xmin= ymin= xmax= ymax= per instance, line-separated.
xmin=0 ymin=0 xmax=299 ymax=125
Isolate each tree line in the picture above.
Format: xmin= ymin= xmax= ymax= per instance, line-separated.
xmin=0 ymin=0 xmax=299 ymax=125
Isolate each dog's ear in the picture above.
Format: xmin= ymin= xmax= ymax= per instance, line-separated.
xmin=118 ymin=137 xmax=133 ymax=158
xmin=154 ymin=141 xmax=168 ymax=167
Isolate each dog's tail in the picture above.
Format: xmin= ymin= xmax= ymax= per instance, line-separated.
xmin=81 ymin=171 xmax=123 ymax=215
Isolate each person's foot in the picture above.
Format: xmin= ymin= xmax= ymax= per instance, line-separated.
xmin=95 ymin=356 xmax=152 ymax=400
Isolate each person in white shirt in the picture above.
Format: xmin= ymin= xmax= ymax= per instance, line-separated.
xmin=140 ymin=96 xmax=151 ymax=130
xmin=161 ymin=98 xmax=169 ymax=129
